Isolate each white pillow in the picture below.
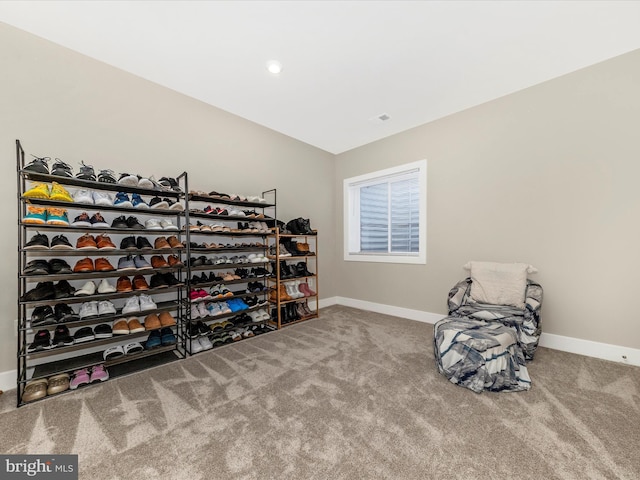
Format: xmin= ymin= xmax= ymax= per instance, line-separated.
xmin=463 ymin=261 xmax=537 ymax=308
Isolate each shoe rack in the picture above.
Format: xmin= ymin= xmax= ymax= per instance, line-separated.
xmin=267 ymin=228 xmax=319 ymax=328
xmin=16 ymin=140 xmax=187 ymax=407
xmin=181 ymin=183 xmax=278 ymax=354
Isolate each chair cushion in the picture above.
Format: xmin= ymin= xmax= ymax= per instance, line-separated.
xmin=465 ymin=261 xmax=535 ymax=309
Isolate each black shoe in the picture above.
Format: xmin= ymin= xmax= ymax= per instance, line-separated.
xmin=48 ymin=259 xmax=72 ymax=274
xmin=50 ymin=235 xmax=73 ymax=250
xmin=52 ymin=325 xmax=74 ymax=347
xmin=149 ymin=273 xmax=168 ymax=289
xmin=24 ymin=155 xmax=50 ymax=174
xmin=21 ymin=282 xmax=55 ymax=302
xmin=24 ymin=233 xmax=49 ymax=250
xmin=73 ymin=327 xmax=95 ymax=343
xmin=158 ymin=177 xmax=181 ymax=192
xmin=97 ymin=169 xmax=116 ymax=184
xmin=111 ymin=216 xmax=129 ymax=229
xmin=296 ymin=262 xmax=313 ymax=277
xmin=190 ymin=275 xmax=202 ymax=285
xmin=27 ymin=329 xmax=52 ymax=352
xmin=197 ymin=321 xmax=209 ymax=336
xmin=136 ymin=236 xmax=153 ymax=250
xmin=23 ymin=260 xmax=51 ymax=276
xmin=187 ymin=322 xmax=200 ymax=339
xmin=120 ymin=236 xmax=137 ymax=250
xmin=51 ymin=159 xmax=73 ymax=177
xmin=53 ymin=303 xmax=78 ymax=323
xmin=76 ymin=161 xmax=96 ymax=181
xmin=53 ymin=280 xmax=75 ymax=299
xmin=280 ymin=261 xmax=294 ymax=279
xmin=162 ymin=272 xmax=181 ymax=286
xmin=126 ymin=216 xmax=144 ymax=229
xmin=209 ymin=272 xmax=222 ymax=282
xmin=31 ymin=306 xmax=56 ymax=327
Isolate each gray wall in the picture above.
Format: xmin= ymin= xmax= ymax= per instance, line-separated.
xmin=0 ymin=23 xmax=336 ymax=374
xmin=334 ymin=48 xmax=640 ymax=350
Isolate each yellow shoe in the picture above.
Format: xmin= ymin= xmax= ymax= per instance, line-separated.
xmin=23 ymin=183 xmax=50 ymax=200
xmin=49 ymin=182 xmax=73 ymax=202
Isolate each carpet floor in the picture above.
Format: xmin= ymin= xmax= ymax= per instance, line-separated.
xmin=0 ymin=305 xmax=638 ymax=479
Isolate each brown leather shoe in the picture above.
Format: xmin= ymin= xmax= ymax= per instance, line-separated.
xmin=116 ymin=276 xmax=133 ymax=292
xmin=132 ymin=275 xmax=149 ymax=290
xmin=76 ymin=233 xmax=97 ymax=250
xmin=159 ymin=311 xmax=176 ymax=327
xmin=95 ymin=257 xmax=116 ymax=272
xmin=151 ymin=255 xmax=169 ymax=268
xmin=144 ymin=313 xmax=161 ymax=330
xmin=128 ymin=318 xmax=145 ymax=333
xmin=167 ymin=236 xmax=184 ymax=248
xmin=96 ymin=234 xmax=116 ymax=250
xmin=73 ymin=257 xmax=94 ymax=272
xmin=112 ymin=319 xmax=129 ymax=335
xmin=279 ymin=284 xmax=292 ymax=301
xmin=154 ymin=236 xmax=171 ymax=249
xmin=167 ymin=255 xmax=183 ymax=267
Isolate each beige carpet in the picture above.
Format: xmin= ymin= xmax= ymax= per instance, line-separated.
xmin=0 ymin=305 xmax=638 ymax=479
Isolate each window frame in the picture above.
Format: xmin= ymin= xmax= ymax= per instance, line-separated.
xmin=343 ymin=159 xmax=427 ymax=264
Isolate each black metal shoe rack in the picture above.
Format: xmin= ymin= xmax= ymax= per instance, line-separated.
xmin=16 ymin=140 xmax=188 ymax=407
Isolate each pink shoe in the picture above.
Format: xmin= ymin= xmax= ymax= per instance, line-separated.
xmin=300 ymin=283 xmax=316 ymax=296
xmin=69 ymin=369 xmax=91 ymax=390
xmin=90 ymin=365 xmax=109 ymax=383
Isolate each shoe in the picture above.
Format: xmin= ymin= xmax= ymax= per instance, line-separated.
xmin=159 ymin=311 xmax=176 ymax=327
xmin=139 ymin=294 xmax=157 ymax=311
xmin=103 ymin=345 xmax=125 ymax=360
xmin=94 ymin=323 xmax=113 ymax=339
xmin=131 ymin=193 xmax=149 ymax=209
xmin=53 ymin=303 xmax=78 ymax=323
xmin=89 ymin=365 xmax=109 ymax=383
xmin=74 ymin=280 xmax=96 ymax=296
xmin=23 ymin=155 xmax=50 ymax=174
xmin=49 ymin=182 xmax=73 ymax=202
xmin=51 ymin=234 xmax=73 ymax=250
xmin=160 ymin=218 xmax=178 ymax=230
xmin=24 ymin=259 xmax=51 ymax=275
xmin=52 ymin=324 xmax=74 ymax=347
xmin=158 ymin=177 xmax=181 ymax=192
xmin=160 ymin=327 xmax=177 ymax=346
xmin=145 ymin=218 xmax=163 ymax=230
xmin=79 ymin=301 xmax=99 ymax=319
xmin=47 ymin=373 xmax=70 ymax=395
xmin=118 ymin=173 xmax=138 ymax=187
xmin=149 ymin=197 xmax=169 ymax=209
xmin=136 ymin=236 xmax=153 ymax=250
xmin=162 ymin=272 xmax=181 ymax=286
xmin=114 ymin=192 xmax=133 ymax=208
xmin=167 ymin=236 xmax=184 ymax=248
xmin=27 ymin=329 xmax=52 ymax=352
xmin=188 ymin=337 xmax=204 ymax=354
xmin=76 ymin=233 xmax=97 ymax=249
xmin=167 ymin=199 xmax=184 ymax=211
xmin=72 ymin=212 xmax=92 ymax=227
xmin=150 ymin=273 xmax=168 ymax=289
xmin=120 ymin=236 xmax=137 ymax=250
xmin=76 ymin=162 xmax=96 ymax=181
xmin=145 ymin=330 xmax=162 ymax=349
xmin=122 ymin=296 xmax=141 ymax=314
xmin=95 ymin=258 xmax=116 ymax=272
xmin=124 ymin=342 xmax=144 ymax=355
xmin=128 ymin=318 xmax=145 ymax=334
xmin=96 ymin=233 xmax=117 ymax=249
xmin=198 ymin=335 xmax=213 ymax=350
xmin=69 ymin=369 xmax=91 ymax=389
xmin=112 ymin=319 xmax=130 ymax=335
xmin=20 ymin=282 xmax=55 ymax=302
xmin=93 ymin=190 xmax=114 ymax=206
xmin=73 ymin=327 xmax=95 ymax=343
xmin=190 ymin=303 xmax=201 ymax=320
xmin=98 ymin=300 xmax=116 ymax=315
xmin=73 ymin=188 xmax=94 ymax=204
xmin=144 ymin=313 xmax=161 ymax=330
xmin=167 ymin=255 xmax=183 ymax=267
xmin=90 ymin=212 xmax=109 ymax=228
xmin=151 ymin=255 xmax=169 ymax=268
xmin=134 ymin=255 xmax=152 ymax=269
xmin=97 ymin=169 xmax=117 ymax=184
xmin=23 ymin=183 xmax=50 ymax=199
xmin=111 ymin=215 xmax=129 ymax=229
xmin=117 ymin=255 xmax=136 ymax=270
xmin=73 ymin=257 xmax=94 ymax=273
xmin=24 ymin=233 xmax=50 ymax=250
xmin=22 ymin=206 xmax=47 ymax=224
xmin=31 ymin=305 xmax=56 ymax=326
xmin=126 ymin=216 xmax=144 ymax=229
xmin=132 ymin=274 xmax=149 ymax=290
xmin=153 ymin=237 xmax=170 ymax=249
xmin=198 ymin=302 xmax=208 ymax=318
xmin=116 ymin=276 xmax=133 ymax=292
xmin=50 ymin=159 xmax=73 ymax=178
xmin=97 ymin=278 xmax=117 ymax=293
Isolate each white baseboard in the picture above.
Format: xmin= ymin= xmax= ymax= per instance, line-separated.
xmin=0 ymin=369 xmax=16 ymax=393
xmin=327 ymin=296 xmax=640 ymax=368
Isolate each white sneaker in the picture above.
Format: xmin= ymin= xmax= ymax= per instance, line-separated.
xmin=139 ymin=294 xmax=157 ymax=311
xmin=97 ymin=278 xmax=116 ymax=294
xmin=248 ymin=311 xmax=262 ymax=322
xmin=189 ymin=337 xmax=204 ymax=354
xmin=160 ymin=218 xmax=179 ymax=230
xmin=98 ymin=300 xmax=116 ymax=315
xmin=258 ymin=309 xmax=271 ymax=320
xmin=207 ymin=303 xmax=222 ymax=316
xmin=145 ymin=218 xmax=163 ymax=230
xmin=93 ymin=191 xmax=114 ymax=206
xmin=73 ymin=189 xmax=94 ymax=204
xmin=191 ymin=303 xmax=200 ymax=319
xmin=75 ymin=281 xmax=96 ymax=296
xmin=219 ymin=302 xmax=231 ymax=314
xmin=198 ymin=302 xmax=208 ymax=318
xmin=122 ymin=296 xmax=141 ymax=314
xmin=138 ymin=177 xmax=154 ymax=189
xmin=79 ymin=301 xmax=99 ymax=318
xmin=199 ymin=335 xmax=213 ymax=350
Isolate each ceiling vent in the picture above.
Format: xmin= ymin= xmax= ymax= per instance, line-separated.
xmin=369 ymin=113 xmax=391 ymax=124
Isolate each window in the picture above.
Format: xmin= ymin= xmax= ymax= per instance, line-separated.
xmin=344 ymin=160 xmax=427 ymax=264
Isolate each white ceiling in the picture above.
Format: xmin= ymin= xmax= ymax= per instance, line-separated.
xmin=2 ymin=1 xmax=640 ymax=154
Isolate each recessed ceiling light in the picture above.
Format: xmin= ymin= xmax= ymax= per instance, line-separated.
xmin=266 ymin=61 xmax=283 ymax=75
